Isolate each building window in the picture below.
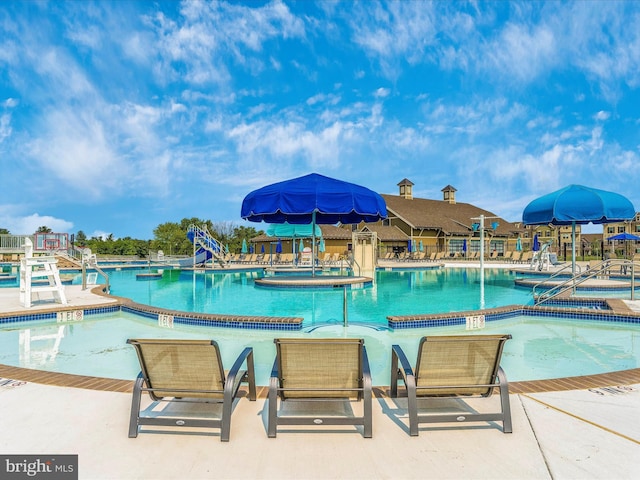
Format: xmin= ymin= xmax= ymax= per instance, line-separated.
xmin=607 ymin=226 xmax=615 ymax=234
xmin=618 ymin=226 xmax=625 ymax=233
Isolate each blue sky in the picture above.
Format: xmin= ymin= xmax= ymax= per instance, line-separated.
xmin=1 ymin=0 xmax=640 ymax=239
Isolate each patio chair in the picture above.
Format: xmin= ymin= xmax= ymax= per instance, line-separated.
xmin=390 ymin=334 xmax=512 ymax=436
xmin=127 ymin=338 xmax=256 ymax=442
xmin=268 ymin=338 xmax=372 ymax=438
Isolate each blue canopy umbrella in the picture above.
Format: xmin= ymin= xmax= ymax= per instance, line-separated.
xmin=275 ymin=240 xmax=282 ymax=254
xmin=532 ymin=234 xmax=540 ymax=252
xmin=608 ymin=232 xmax=640 ymax=259
xmin=261 ymin=244 xmax=265 ymax=254
xmin=407 ymin=239 xmax=412 ymax=253
xmin=419 ymin=240 xmax=424 ymax=252
xmin=523 ymin=184 xmax=635 ymax=275
xmin=241 ymin=238 xmax=248 ymax=254
xmin=241 ymin=173 xmax=387 ymax=275
xmin=266 ymin=222 xmax=322 ymax=238
xmin=462 ymin=239 xmax=467 ymax=255
xmin=318 ymin=238 xmax=325 ymax=253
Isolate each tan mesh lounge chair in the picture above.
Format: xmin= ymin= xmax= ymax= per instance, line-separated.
xmin=390 ymin=334 xmax=512 ymax=436
xmin=268 ymin=338 xmax=372 ymax=438
xmin=127 ymin=339 xmax=256 ymax=442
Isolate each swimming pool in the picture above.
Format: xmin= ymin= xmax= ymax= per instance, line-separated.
xmin=1 ymin=310 xmax=639 ymax=385
xmin=102 ymin=267 xmax=535 ymax=326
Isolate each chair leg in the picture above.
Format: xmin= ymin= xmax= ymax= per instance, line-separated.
xmin=406 ymin=375 xmax=419 ymax=436
xmin=267 ymin=376 xmax=278 ymax=438
xmin=128 ymin=374 xmax=144 ymax=438
xmin=497 ymin=367 xmax=512 ymax=433
xmin=390 ymin=349 xmax=399 ymax=398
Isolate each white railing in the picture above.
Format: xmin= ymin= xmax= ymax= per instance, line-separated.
xmin=0 ymin=234 xmax=33 ymax=251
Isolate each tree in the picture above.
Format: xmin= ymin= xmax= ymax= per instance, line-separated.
xmin=152 ymin=222 xmax=190 ymax=256
xmin=75 ymin=230 xmax=87 ymax=246
xmin=36 ymin=226 xmax=52 ymax=233
xmin=0 ymin=228 xmax=9 ymax=234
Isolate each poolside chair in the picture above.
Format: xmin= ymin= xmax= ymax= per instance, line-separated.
xmin=390 ymin=334 xmax=512 ymax=436
xmin=127 ymin=339 xmax=256 ymax=442
xmin=268 ymin=338 xmax=372 ymax=438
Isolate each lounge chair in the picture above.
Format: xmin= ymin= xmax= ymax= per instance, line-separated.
xmin=390 ymin=334 xmax=512 ymax=436
xmin=268 ymin=338 xmax=372 ymax=438
xmin=127 ymin=339 xmax=256 ymax=442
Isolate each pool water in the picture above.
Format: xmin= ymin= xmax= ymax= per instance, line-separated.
xmin=105 ymin=267 xmax=534 ymax=326
xmin=1 ymin=310 xmax=638 ymax=385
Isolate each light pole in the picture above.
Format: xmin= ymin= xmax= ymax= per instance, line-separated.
xmin=471 ymin=214 xmax=500 ymax=310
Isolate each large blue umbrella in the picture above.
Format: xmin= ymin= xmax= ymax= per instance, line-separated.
xmin=241 ymin=173 xmax=387 ymax=275
xmin=241 ymin=173 xmax=387 ymax=224
xmin=523 ymin=184 xmax=635 ymax=275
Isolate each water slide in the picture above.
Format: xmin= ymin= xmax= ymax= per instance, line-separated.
xmin=178 ymin=224 xmax=228 ymax=267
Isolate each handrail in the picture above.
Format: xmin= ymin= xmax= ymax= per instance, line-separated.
xmin=82 ymin=257 xmax=110 ymax=294
xmin=187 ymin=224 xmax=228 ymax=267
xmin=533 ymin=259 xmax=637 ymax=305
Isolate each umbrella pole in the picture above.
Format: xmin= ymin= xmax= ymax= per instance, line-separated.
xmin=312 ymin=211 xmax=316 ymax=277
xmin=572 ymin=221 xmax=576 ymax=293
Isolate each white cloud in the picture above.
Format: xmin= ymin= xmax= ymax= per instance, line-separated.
xmin=0 ymin=213 xmax=74 ymax=235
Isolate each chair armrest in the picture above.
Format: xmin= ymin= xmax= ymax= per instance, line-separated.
xmin=390 ymin=344 xmax=415 ymax=397
xmin=225 ymin=347 xmax=256 ymax=401
xmin=361 ymin=346 xmax=372 ymax=394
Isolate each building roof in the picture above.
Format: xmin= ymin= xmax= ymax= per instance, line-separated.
xmin=361 ymin=224 xmax=409 ymax=241
xmin=381 ymin=194 xmax=517 ymax=236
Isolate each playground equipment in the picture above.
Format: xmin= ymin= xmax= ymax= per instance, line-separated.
xmin=180 ymin=224 xmax=229 ymax=268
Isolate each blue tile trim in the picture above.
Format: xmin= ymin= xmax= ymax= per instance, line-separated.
xmin=387 ymin=305 xmax=640 ymax=329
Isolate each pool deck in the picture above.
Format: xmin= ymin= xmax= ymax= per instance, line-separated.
xmin=1 ymin=268 xmax=640 ymax=478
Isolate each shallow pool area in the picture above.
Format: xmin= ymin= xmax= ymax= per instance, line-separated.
xmin=1 ymin=309 xmax=639 ymax=385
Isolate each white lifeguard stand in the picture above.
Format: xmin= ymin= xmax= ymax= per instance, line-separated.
xmin=19 ymin=238 xmax=67 ymax=308
xmin=530 ymin=242 xmax=553 ymax=271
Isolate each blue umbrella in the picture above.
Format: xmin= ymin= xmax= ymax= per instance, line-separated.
xmin=407 ymin=240 xmax=412 ymax=253
xmin=266 ymin=222 xmax=322 ymax=238
xmin=242 ymin=173 xmax=387 ymax=275
xmin=276 ymin=240 xmax=282 ymax=254
xmin=419 ymin=240 xmax=424 ymax=252
xmin=608 ymin=233 xmax=640 ymax=241
xmin=532 ymin=234 xmax=540 ymax=252
xmin=608 ymin=232 xmax=640 ymax=259
xmin=241 ymin=238 xmax=248 ymax=254
xmin=249 ymin=245 xmax=254 ymax=254
xmin=261 ymin=244 xmax=265 ymax=254
xmin=516 ymin=238 xmax=522 ymax=252
xmin=523 ymin=184 xmax=635 ymax=275
xmin=241 ymin=173 xmax=387 ymax=225
xmin=318 ymin=238 xmax=325 ymax=253
xmin=299 ymin=238 xmax=305 ymax=252
xmin=462 ymin=239 xmax=467 ymax=253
